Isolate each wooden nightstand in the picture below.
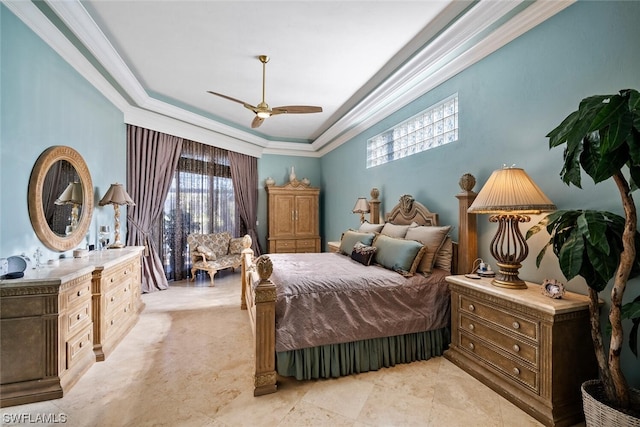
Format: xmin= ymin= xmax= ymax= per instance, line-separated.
xmin=327 ymin=241 xmax=340 ymax=253
xmin=444 ymin=275 xmax=597 ymax=427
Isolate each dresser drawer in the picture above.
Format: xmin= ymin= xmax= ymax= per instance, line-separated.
xmin=66 ymin=327 xmax=93 ymax=369
xmin=104 ymin=300 xmax=133 ymax=339
xmin=459 ymin=295 xmax=539 ymax=342
xmin=63 ymin=282 xmax=92 ymax=308
xmin=296 ymin=239 xmax=317 ymax=249
xmin=459 ymin=332 xmax=539 ymax=394
xmin=65 ymin=299 xmax=92 ymax=335
xmin=459 ymin=312 xmax=538 ymax=366
xmin=104 ymin=280 xmax=133 ymax=314
xmin=275 ymin=240 xmax=296 ymax=252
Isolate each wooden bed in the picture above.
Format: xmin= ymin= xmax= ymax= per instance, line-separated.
xmin=240 ymin=174 xmax=478 ymax=396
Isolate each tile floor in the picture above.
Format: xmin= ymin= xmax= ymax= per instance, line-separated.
xmin=1 ymin=271 xmax=567 ymax=426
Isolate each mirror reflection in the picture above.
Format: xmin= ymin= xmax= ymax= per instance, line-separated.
xmin=42 ymin=160 xmax=83 ymax=237
xmin=28 ymin=145 xmax=94 ymax=252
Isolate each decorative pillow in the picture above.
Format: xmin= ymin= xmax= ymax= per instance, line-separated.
xmin=350 ymin=241 xmax=377 ymax=266
xmin=373 ymin=234 xmax=426 ymax=276
xmin=229 ymin=237 xmax=244 ymax=254
xmin=197 ymin=245 xmax=216 ymax=260
xmin=405 ymin=225 xmax=452 ymax=274
xmin=380 ymin=223 xmax=412 ymax=238
xmin=339 ymin=230 xmax=375 ymax=255
xmin=434 ymin=237 xmax=453 ymax=272
xmin=358 ymin=221 xmax=384 ymax=234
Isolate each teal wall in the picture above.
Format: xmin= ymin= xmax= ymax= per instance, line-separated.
xmin=2 ymin=1 xmax=639 ymax=387
xmin=320 ymin=1 xmax=640 ymax=387
xmin=1 ymin=5 xmax=127 ymax=261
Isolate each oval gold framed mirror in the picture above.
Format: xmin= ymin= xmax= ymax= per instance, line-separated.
xmin=28 ymin=146 xmax=94 ymax=251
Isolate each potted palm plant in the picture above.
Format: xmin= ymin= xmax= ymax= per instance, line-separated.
xmin=527 ymin=88 xmax=640 ymax=421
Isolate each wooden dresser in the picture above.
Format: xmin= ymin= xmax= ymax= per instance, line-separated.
xmin=0 ymin=247 xmax=144 ymax=407
xmin=445 ymin=275 xmax=597 ymax=427
xmin=266 ymin=181 xmax=320 ymax=253
xmin=90 ymin=248 xmax=144 ymax=361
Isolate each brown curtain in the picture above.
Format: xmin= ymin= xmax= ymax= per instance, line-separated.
xmin=161 ymin=139 xmax=237 ymax=281
xmin=229 ymin=151 xmax=262 ymax=255
xmin=126 ymin=125 xmax=182 ymax=293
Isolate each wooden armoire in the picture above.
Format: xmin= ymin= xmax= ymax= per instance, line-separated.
xmin=266 ymin=180 xmax=320 ymax=253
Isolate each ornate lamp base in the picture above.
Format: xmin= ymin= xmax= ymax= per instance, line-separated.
xmin=492 ymin=261 xmax=527 ymax=289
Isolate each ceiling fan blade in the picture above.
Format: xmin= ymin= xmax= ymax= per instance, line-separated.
xmin=251 ymin=116 xmax=265 ymax=128
xmin=271 ymin=105 xmax=323 ymax=115
xmin=207 ymin=91 xmax=257 ymax=112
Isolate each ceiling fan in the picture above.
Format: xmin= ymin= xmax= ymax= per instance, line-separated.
xmin=207 ymin=55 xmax=323 ymax=129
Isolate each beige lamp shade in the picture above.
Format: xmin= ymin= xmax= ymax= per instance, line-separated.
xmin=99 ymin=183 xmax=134 ymax=249
xmin=98 ymin=183 xmax=135 ymax=206
xmin=468 ymin=167 xmax=556 ymax=214
xmin=352 ymin=197 xmax=370 ymax=214
xmin=55 ymin=182 xmax=83 ymax=205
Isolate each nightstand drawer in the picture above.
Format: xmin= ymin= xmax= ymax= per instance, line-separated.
xmin=460 ymin=332 xmax=538 ymax=394
xmin=459 ymin=312 xmax=538 ymax=366
xmin=459 ymin=295 xmax=539 ymax=342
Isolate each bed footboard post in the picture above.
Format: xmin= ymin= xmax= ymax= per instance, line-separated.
xmin=240 ymin=235 xmax=253 ymax=310
xmin=253 ymin=255 xmax=277 ymax=396
xmin=455 ymin=173 xmax=478 ymax=274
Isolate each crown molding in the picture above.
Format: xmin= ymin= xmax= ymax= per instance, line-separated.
xmin=314 ymin=0 xmax=575 ymax=157
xmin=8 ymin=0 xmax=574 ymax=159
xmin=3 ymin=0 xmax=130 ymax=113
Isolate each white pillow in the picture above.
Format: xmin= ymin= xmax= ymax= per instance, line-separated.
xmin=358 ymin=221 xmax=384 ymax=233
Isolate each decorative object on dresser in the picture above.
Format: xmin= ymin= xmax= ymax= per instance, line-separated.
xmin=527 ymin=88 xmax=640 ymax=421
xmin=241 ymin=175 xmax=479 ymax=396
xmin=265 ymin=180 xmax=320 ymax=253
xmin=0 ymin=247 xmax=144 ymax=407
xmin=468 ymin=166 xmax=556 ymax=289
xmin=98 ymin=183 xmax=136 ymax=249
xmin=352 ymin=197 xmax=370 ymax=223
xmin=541 ymin=279 xmax=565 ymax=299
xmin=445 ymin=275 xmax=598 ymax=427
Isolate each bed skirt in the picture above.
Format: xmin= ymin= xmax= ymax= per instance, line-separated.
xmin=276 ymin=327 xmax=450 ymax=380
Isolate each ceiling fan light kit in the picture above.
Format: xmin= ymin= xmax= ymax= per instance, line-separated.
xmin=207 ymin=55 xmax=322 ymax=128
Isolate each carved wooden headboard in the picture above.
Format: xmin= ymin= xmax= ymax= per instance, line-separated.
xmin=385 ymin=194 xmax=438 ymax=226
xmin=365 ymin=173 xmax=478 ymax=274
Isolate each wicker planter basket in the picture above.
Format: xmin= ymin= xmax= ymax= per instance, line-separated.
xmin=582 ymin=380 xmax=640 ymax=427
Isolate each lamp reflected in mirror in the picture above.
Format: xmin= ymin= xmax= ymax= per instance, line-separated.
xmin=99 ymin=183 xmax=135 ymax=249
xmin=55 ymin=182 xmax=83 ymax=234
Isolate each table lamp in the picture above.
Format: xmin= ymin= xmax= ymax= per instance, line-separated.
xmin=99 ymin=183 xmax=135 ymax=249
xmin=352 ymin=197 xmax=370 ymax=223
xmin=468 ymin=166 xmax=556 ymax=289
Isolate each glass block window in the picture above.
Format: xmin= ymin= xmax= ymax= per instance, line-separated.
xmin=366 ymin=94 xmax=458 ymax=168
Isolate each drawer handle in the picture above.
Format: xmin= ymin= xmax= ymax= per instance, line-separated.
xmin=468 ymin=304 xmax=475 ymax=312
xmin=513 ymin=344 xmax=520 ymax=352
xmin=513 ymin=367 xmax=521 ymax=376
xmin=468 ymin=323 xmax=475 ymax=331
xmin=77 ymin=314 xmax=81 ymax=320
xmin=111 ymin=296 xmax=115 ymax=302
xmin=512 ymin=321 xmax=520 ymax=330
xmin=468 ymin=342 xmax=475 ymax=351
xmin=79 ymin=342 xmax=83 ymax=348
xmin=110 ymin=320 xmax=114 ymax=325
xmin=77 ymin=290 xmax=82 ymax=297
